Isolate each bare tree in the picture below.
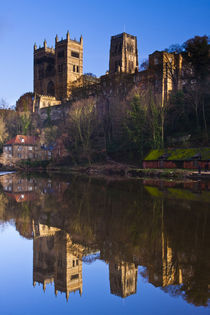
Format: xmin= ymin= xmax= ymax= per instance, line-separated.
xmin=0 ymin=117 xmax=8 ymax=147
xmin=66 ymin=97 xmax=98 ymax=164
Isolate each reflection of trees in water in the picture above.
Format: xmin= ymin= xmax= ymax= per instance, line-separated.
xmin=162 ymin=199 xmax=210 ymax=306
xmin=0 ymin=174 xmax=210 ymax=306
xmin=0 ymin=193 xmax=8 ymax=222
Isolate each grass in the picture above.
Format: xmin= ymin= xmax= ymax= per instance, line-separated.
xmin=18 ymin=160 xmax=50 ymax=168
xmin=144 ymin=149 xmax=165 ymax=160
xmin=145 ymin=147 xmax=210 ymax=161
xmin=145 ymin=186 xmax=210 ymax=203
xmin=144 ymin=186 xmax=164 ymax=197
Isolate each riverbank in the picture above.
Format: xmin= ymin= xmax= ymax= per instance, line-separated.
xmin=0 ymin=171 xmax=14 ymax=176
xmin=2 ymin=160 xmax=210 ymax=180
xmin=46 ymin=161 xmax=210 ymax=180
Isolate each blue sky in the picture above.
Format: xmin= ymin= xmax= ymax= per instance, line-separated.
xmin=0 ymin=0 xmax=209 ymax=106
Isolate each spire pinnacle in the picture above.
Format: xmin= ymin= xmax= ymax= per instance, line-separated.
xmin=80 ymin=35 xmax=83 ymax=45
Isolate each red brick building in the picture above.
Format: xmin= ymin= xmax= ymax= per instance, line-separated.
xmin=3 ymin=135 xmax=52 ymax=161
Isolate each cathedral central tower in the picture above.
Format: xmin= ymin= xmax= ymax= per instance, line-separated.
xmin=109 ymin=32 xmax=138 ymax=74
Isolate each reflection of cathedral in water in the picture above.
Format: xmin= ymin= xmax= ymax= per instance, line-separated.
xmin=1 ymin=173 xmax=209 ymax=306
xmin=32 ymin=222 xmax=139 ymax=300
xmin=109 ymin=262 xmax=137 ymax=298
xmin=32 ymin=222 xmax=83 ymax=300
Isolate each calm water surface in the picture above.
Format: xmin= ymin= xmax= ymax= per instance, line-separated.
xmin=0 ymin=172 xmax=209 ymax=315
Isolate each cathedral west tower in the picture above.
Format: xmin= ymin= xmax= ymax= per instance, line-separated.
xmin=34 ymin=31 xmax=83 ymax=100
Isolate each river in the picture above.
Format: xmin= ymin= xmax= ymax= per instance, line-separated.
xmin=0 ymin=172 xmax=209 ymax=314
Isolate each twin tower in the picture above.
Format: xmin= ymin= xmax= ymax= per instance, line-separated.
xmin=34 ymin=31 xmax=138 ymax=100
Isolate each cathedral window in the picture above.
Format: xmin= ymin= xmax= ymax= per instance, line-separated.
xmin=154 ymin=57 xmax=159 ymax=65
xmin=77 ymin=66 xmax=79 ymax=73
xmin=46 ymin=63 xmax=55 ymax=77
xmin=73 ymin=65 xmax=76 ymax=72
xmin=128 ymin=61 xmax=133 ymax=73
xmin=38 ymin=69 xmax=44 ymax=80
xmin=58 ymin=64 xmax=63 ymax=72
xmin=47 ymin=81 xmax=55 ymax=96
xmin=71 ymin=51 xmax=79 ymax=58
xmin=115 ymin=60 xmax=121 ymax=72
xmin=58 ymin=50 xmax=64 ymax=58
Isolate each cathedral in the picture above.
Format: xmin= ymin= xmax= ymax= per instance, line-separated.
xmin=33 ymin=31 xmax=139 ymax=102
xmin=15 ymin=30 xmax=182 ymax=113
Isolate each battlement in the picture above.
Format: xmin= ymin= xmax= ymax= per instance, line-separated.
xmin=111 ymin=32 xmax=136 ymax=40
xmin=55 ymin=37 xmax=82 ymax=46
xmin=34 ymin=40 xmax=55 ymax=54
xmin=34 ymin=31 xmax=82 ymax=56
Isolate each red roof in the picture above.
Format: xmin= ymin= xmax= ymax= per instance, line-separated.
xmin=5 ymin=135 xmax=37 ymax=145
xmin=5 ymin=192 xmax=36 ymax=202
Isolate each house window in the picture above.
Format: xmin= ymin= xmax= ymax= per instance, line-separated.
xmin=28 ymin=146 xmax=33 ymax=151
xmin=18 ymin=146 xmax=22 ymax=151
xmin=73 ymin=65 xmax=76 ymax=72
xmin=8 ymin=147 xmax=12 ymax=151
xmin=18 ymin=154 xmax=22 ymax=158
xmin=77 ymin=66 xmax=79 ymax=73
